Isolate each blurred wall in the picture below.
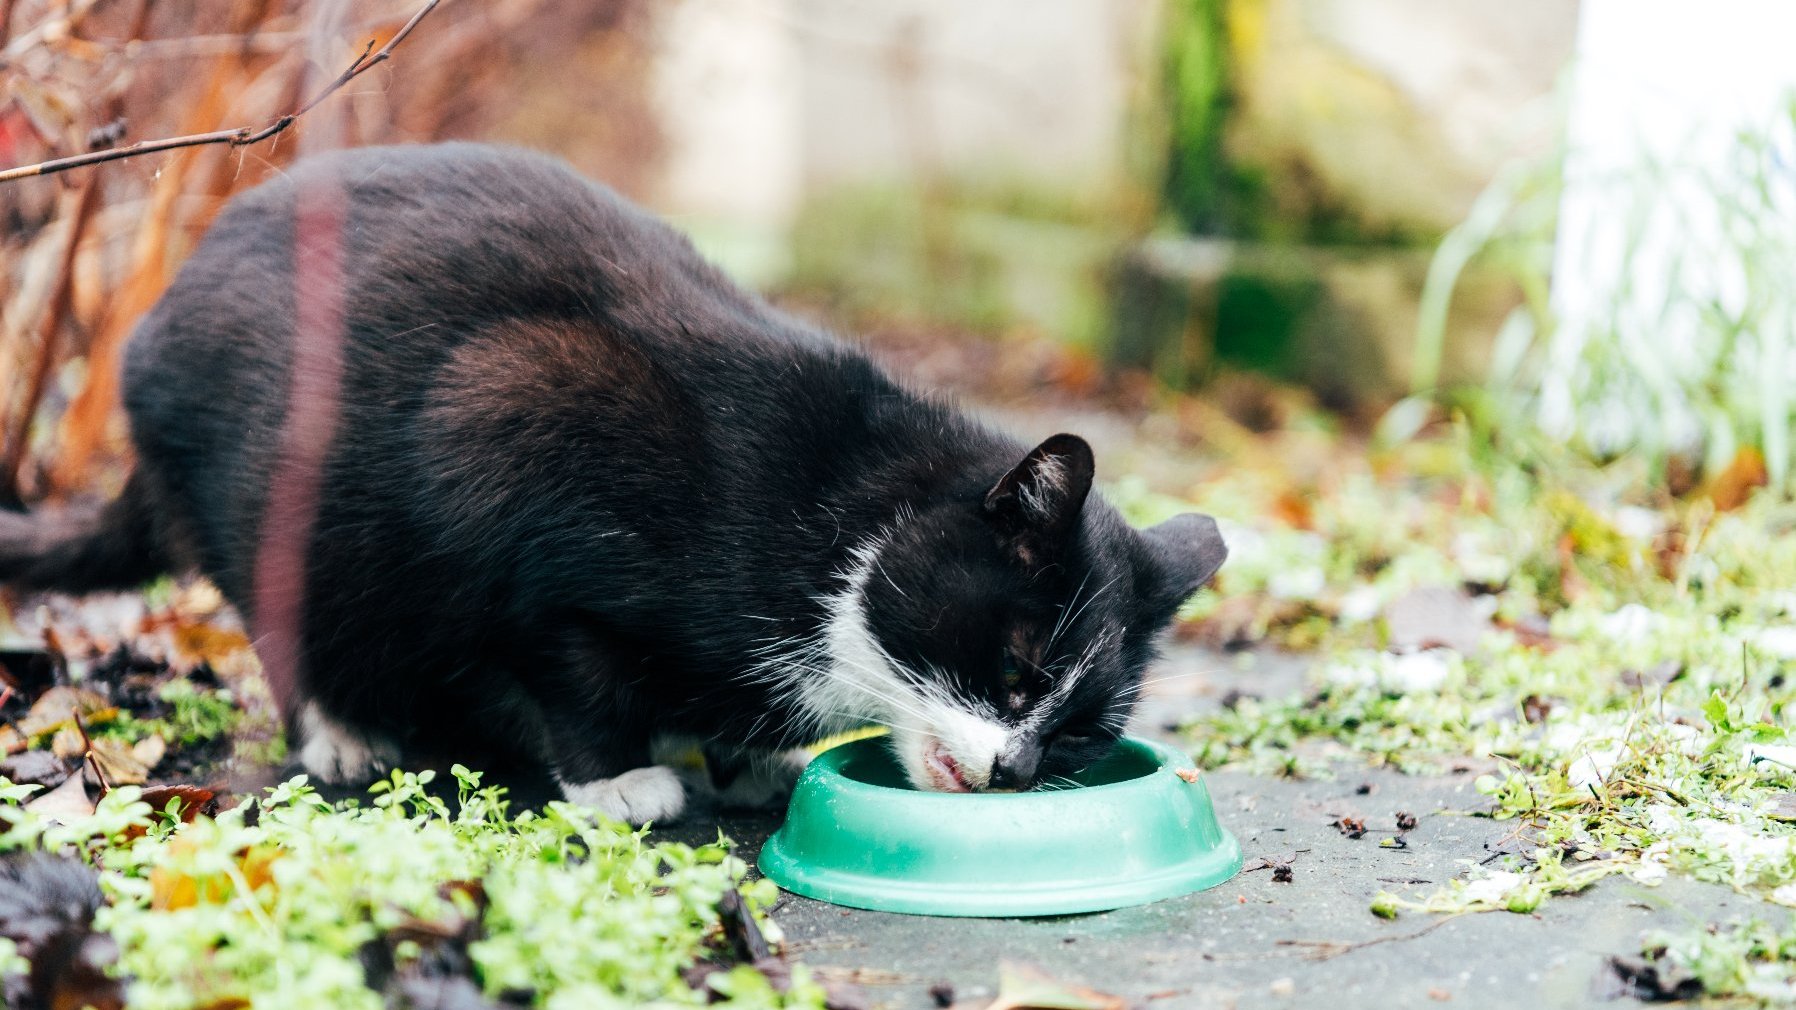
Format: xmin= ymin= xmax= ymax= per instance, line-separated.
xmin=515 ymin=1 xmax=1581 ymax=400
xmin=1224 ymin=0 xmax=1574 ymax=240
xmin=641 ymin=0 xmax=1160 ymax=290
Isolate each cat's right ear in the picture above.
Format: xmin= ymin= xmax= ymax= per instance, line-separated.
xmin=982 ymin=434 xmax=1095 ymax=567
xmin=1136 ymin=513 xmax=1228 ymax=614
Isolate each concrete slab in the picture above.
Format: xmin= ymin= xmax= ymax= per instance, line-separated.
xmin=668 ymin=646 xmax=1751 ymax=1010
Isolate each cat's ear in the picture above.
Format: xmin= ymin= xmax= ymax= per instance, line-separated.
xmin=1137 ymin=513 xmax=1228 ymax=612
xmin=982 ymin=433 xmax=1095 ymax=565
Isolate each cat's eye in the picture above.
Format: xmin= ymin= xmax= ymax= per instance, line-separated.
xmin=1001 ymin=650 xmax=1022 ymax=689
xmin=1055 ymin=725 xmax=1108 ymax=746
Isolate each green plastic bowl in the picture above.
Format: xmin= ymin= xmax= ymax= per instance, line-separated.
xmin=758 ymin=736 xmax=1241 ymax=917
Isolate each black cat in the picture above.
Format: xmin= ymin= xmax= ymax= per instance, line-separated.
xmin=0 ymin=143 xmax=1226 ymax=822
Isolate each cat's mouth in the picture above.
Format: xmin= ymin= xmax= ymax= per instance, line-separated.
xmin=922 ymin=739 xmax=972 ymax=792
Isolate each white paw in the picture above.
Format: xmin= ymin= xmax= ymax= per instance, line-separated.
xmin=297 ymin=702 xmax=400 ymax=785
xmin=561 ymin=765 xmax=687 ymax=825
xmin=715 ymin=748 xmax=811 ymax=809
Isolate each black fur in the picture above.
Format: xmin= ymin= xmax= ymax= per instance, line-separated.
xmin=0 ymin=143 xmax=1226 ymax=806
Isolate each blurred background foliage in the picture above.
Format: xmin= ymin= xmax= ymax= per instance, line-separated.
xmin=2 ymin=0 xmax=1793 ymax=503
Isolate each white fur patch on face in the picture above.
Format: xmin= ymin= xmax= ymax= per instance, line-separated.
xmin=793 ymin=534 xmax=1016 ymax=792
xmin=559 ymin=765 xmax=686 ymax=825
xmin=297 ymin=701 xmax=400 ymax=785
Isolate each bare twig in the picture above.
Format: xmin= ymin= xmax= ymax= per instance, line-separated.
xmin=0 ymin=0 xmax=440 ymax=184
xmin=73 ymin=709 xmax=111 ymax=796
xmin=1275 ymin=914 xmax=1464 ymax=961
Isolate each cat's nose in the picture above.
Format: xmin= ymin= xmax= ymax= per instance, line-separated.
xmin=988 ymin=739 xmax=1042 ymax=790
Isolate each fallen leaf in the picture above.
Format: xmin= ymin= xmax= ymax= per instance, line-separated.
xmin=16 ymin=687 xmax=114 ymax=742
xmin=1605 ymin=954 xmax=1702 ymax=1002
xmin=86 ymin=736 xmax=155 ymax=786
xmin=987 ymin=961 xmax=1125 ymax=1010
xmin=1706 ymin=446 xmax=1767 ymax=511
xmin=23 ymin=772 xmax=94 ymax=821
xmin=138 ymin=785 xmax=218 ymax=823
xmin=1521 ymin=695 xmax=1553 ymax=724
xmin=717 ymin=887 xmax=770 ymax=962
xmin=1396 ymin=811 xmax=1419 ymax=832
xmin=1334 ymin=816 xmax=1368 ymax=839
xmin=0 ymin=852 xmax=123 ymax=1010
xmin=132 ymin=734 xmax=167 ymax=770
xmin=170 ymin=621 xmax=252 ymax=668
xmin=0 ymin=750 xmax=69 ymax=789
xmin=1270 ymin=491 xmax=1314 ymax=530
xmin=1494 ymin=613 xmax=1558 ymax=651
xmin=151 ymin=840 xmax=281 ymax=911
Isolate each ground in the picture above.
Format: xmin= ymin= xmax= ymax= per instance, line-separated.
xmin=3 ymin=336 xmax=1794 ymax=1007
xmin=668 ymin=646 xmax=1749 ymax=1010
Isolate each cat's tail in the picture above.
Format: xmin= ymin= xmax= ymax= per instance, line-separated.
xmin=0 ymin=471 xmax=172 ymax=593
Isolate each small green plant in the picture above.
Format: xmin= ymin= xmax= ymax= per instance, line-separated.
xmin=0 ymin=767 xmax=817 ymax=1008
xmin=1169 ymin=432 xmax=1796 ymax=941
xmin=154 ymin=679 xmax=242 ymax=746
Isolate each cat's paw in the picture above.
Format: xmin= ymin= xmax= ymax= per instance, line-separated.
xmin=712 ymin=748 xmax=812 ymax=810
xmin=297 ymin=702 xmax=400 ymax=785
xmin=560 ymin=766 xmax=687 ymax=825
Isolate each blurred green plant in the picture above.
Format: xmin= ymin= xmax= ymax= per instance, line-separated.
xmin=1161 ymin=0 xmax=1231 ymax=235
xmin=0 ymin=767 xmax=816 ymax=1008
xmin=1402 ymin=95 xmax=1796 ymax=490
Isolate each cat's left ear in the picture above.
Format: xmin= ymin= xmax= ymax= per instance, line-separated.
xmin=982 ymin=433 xmax=1095 ymax=565
xmin=1136 ymin=513 xmax=1228 ymax=613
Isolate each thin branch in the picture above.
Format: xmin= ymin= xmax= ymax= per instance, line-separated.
xmin=0 ymin=0 xmax=441 ymax=185
xmin=1275 ymin=914 xmax=1464 ymax=961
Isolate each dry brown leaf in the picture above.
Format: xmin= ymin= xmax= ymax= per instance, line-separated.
xmin=86 ymin=735 xmax=161 ymax=786
xmin=50 ymin=725 xmax=86 ymax=759
xmin=1270 ymin=490 xmax=1315 ymax=530
xmin=171 ymin=621 xmax=252 ymax=666
xmin=987 ymin=962 xmax=1125 ymax=1010
xmin=133 ymin=734 xmax=167 ymax=770
xmin=1706 ymin=446 xmax=1768 ymax=511
xmin=24 ymin=770 xmax=95 ymax=821
xmin=151 ymin=840 xmax=281 ymax=911
xmin=137 ymin=785 xmax=218 ymax=824
xmin=17 ymin=686 xmax=114 ymax=740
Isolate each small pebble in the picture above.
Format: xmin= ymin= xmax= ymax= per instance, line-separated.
xmin=1270 ymin=977 xmax=1296 ymax=997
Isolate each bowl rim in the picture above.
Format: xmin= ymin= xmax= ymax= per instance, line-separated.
xmin=810 ymin=734 xmax=1194 ymax=801
xmin=759 ymin=733 xmax=1242 ymax=917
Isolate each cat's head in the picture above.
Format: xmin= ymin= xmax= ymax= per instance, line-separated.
xmin=823 ymin=433 xmax=1227 ymax=792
